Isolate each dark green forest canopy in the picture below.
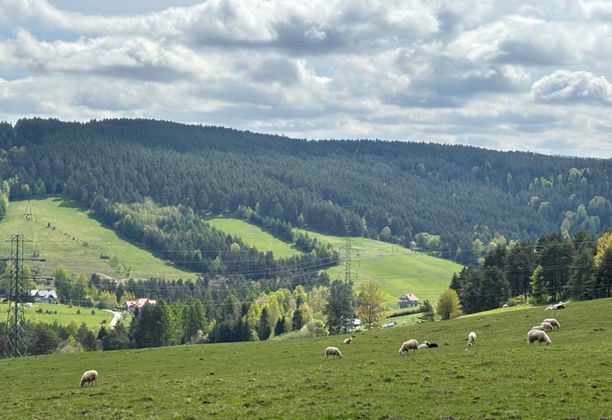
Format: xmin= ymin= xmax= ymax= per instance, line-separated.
xmin=0 ymin=118 xmax=610 ymax=265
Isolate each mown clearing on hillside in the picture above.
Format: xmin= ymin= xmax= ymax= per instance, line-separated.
xmin=0 ymin=198 xmax=195 ymax=280
xmin=207 ymin=218 xmax=302 ymax=259
xmin=1 ymin=298 xmax=609 ymax=419
xmin=295 ymin=228 xmax=461 ymax=305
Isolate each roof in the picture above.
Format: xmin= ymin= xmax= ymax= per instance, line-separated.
xmin=126 ymin=298 xmax=157 ymax=309
xmin=30 ymin=289 xmax=58 ymax=299
xmin=400 ymin=293 xmax=419 ymax=301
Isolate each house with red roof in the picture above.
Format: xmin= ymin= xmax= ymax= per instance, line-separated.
xmin=398 ymin=293 xmax=419 ymax=308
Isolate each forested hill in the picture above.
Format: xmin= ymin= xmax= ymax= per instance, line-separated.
xmin=0 ymin=118 xmax=610 ymax=265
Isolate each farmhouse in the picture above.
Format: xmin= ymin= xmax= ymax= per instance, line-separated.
xmin=29 ymin=289 xmax=58 ymax=304
xmin=125 ymin=298 xmax=157 ymax=313
xmin=398 ymin=293 xmax=419 ymax=308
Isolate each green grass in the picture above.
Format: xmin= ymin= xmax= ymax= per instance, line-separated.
xmin=295 ymin=228 xmax=462 ymax=306
xmin=0 ymin=303 xmax=112 ymax=329
xmin=0 ymin=298 xmax=610 ymax=418
xmin=207 ymin=218 xmax=302 ymax=259
xmin=0 ymin=198 xmax=195 ymax=280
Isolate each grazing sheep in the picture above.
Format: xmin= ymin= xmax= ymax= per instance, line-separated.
xmin=427 ymin=342 xmax=439 ymax=348
xmin=399 ymin=339 xmax=419 ymax=355
xmin=343 ymin=337 xmax=352 ymax=344
xmin=545 ymin=305 xmax=554 ymax=311
xmin=467 ymin=331 xmax=477 ymax=347
xmin=527 ymin=329 xmax=552 ymax=346
xmin=325 ymin=346 xmax=343 ymax=359
xmin=502 ymin=303 xmax=508 ymax=308
xmin=541 ymin=321 xmax=554 ymax=331
xmin=80 ymin=370 xmax=98 ymax=387
xmin=543 ymin=318 xmax=560 ymax=329
xmin=530 ymin=325 xmax=545 ymax=331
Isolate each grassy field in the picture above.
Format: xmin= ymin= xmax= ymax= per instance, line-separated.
xmin=0 ymin=198 xmax=195 ymax=280
xmin=295 ymin=228 xmax=462 ymax=306
xmin=207 ymin=218 xmax=302 ymax=259
xmin=0 ymin=298 xmax=609 ymax=418
xmin=205 ymin=218 xmax=461 ymax=307
xmin=0 ymin=303 xmax=112 ymax=329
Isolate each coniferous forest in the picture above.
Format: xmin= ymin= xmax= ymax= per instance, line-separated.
xmin=0 ymin=118 xmax=609 ymax=269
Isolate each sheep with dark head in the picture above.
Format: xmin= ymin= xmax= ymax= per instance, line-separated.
xmin=399 ymin=339 xmax=419 ymax=355
xmin=80 ymin=370 xmax=98 ymax=387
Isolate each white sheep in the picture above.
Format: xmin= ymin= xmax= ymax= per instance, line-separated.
xmin=325 ymin=346 xmax=343 ymax=359
xmin=540 ymin=321 xmax=554 ymax=331
xmin=553 ymin=302 xmax=565 ymax=310
xmin=343 ymin=337 xmax=352 ymax=344
xmin=467 ymin=331 xmax=477 ymax=347
xmin=80 ymin=370 xmax=98 ymax=387
xmin=527 ymin=329 xmax=551 ymax=346
xmin=543 ymin=318 xmax=560 ymax=329
xmin=530 ymin=325 xmax=545 ymax=331
xmin=545 ymin=305 xmax=554 ymax=311
xmin=399 ymin=339 xmax=419 ymax=355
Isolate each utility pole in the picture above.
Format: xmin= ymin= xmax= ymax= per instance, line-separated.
xmin=3 ymin=234 xmax=45 ymax=358
xmin=5 ymin=234 xmax=27 ymax=357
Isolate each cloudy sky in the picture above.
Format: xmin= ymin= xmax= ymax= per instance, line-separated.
xmin=1 ymin=0 xmax=611 ymax=157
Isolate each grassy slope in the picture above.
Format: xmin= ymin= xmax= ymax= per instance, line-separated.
xmin=0 ymin=303 xmax=112 ymax=329
xmin=207 ymin=218 xmax=302 ymax=259
xmin=295 ymin=228 xmax=462 ymax=305
xmin=205 ymin=218 xmax=461 ymax=306
xmin=0 ymin=298 xmax=610 ymax=419
xmin=0 ymin=198 xmax=195 ymax=280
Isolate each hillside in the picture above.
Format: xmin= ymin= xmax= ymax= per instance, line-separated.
xmin=206 ymin=218 xmax=460 ymax=305
xmin=0 ymin=198 xmax=195 ymax=280
xmin=0 ymin=298 xmax=609 ymax=418
xmin=1 ymin=118 xmax=610 ymax=268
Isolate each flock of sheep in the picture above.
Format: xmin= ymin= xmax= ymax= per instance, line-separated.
xmin=323 ymin=305 xmax=565 ymax=361
xmin=78 ymin=305 xmax=565 ymax=386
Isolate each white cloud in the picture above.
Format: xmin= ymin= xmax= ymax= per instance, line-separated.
xmin=532 ymin=70 xmax=612 ymax=104
xmin=0 ymin=0 xmax=610 ymax=158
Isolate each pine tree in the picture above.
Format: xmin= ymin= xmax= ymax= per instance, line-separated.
xmin=324 ymin=280 xmax=354 ymax=335
xmin=258 ymin=307 xmax=271 ymax=340
xmin=292 ymin=309 xmax=304 ymax=331
xmin=274 ymin=316 xmax=285 ymax=336
xmin=418 ymin=299 xmax=435 ymax=322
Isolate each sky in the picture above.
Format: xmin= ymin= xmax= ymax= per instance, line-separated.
xmin=0 ymin=0 xmax=611 ymax=158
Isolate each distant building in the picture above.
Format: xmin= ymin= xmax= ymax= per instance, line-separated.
xmin=29 ymin=289 xmax=58 ymax=304
xmin=125 ymin=298 xmax=157 ymax=313
xmin=398 ymin=293 xmax=419 ymax=308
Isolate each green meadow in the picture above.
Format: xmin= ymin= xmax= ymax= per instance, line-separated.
xmin=0 ymin=298 xmax=609 ymax=419
xmin=0 ymin=303 xmax=112 ymax=330
xmin=207 ymin=218 xmax=302 ymax=259
xmin=0 ymin=198 xmax=196 ymax=280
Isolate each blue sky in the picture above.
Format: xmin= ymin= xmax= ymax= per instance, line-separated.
xmin=0 ymin=0 xmax=611 ymax=157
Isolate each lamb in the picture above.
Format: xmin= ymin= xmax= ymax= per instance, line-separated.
xmin=527 ymin=329 xmax=552 ymax=346
xmin=343 ymin=337 xmax=352 ymax=344
xmin=553 ymin=301 xmax=565 ymax=310
xmin=417 ymin=342 xmax=430 ymax=350
xmin=543 ymin=318 xmax=560 ymax=329
xmin=399 ymin=339 xmax=419 ymax=355
xmin=325 ymin=346 xmax=343 ymax=359
xmin=80 ymin=370 xmax=98 ymax=387
xmin=467 ymin=331 xmax=477 ymax=347
xmin=540 ymin=321 xmax=554 ymax=331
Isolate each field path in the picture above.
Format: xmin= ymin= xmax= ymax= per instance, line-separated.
xmin=105 ymin=310 xmax=122 ymax=328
